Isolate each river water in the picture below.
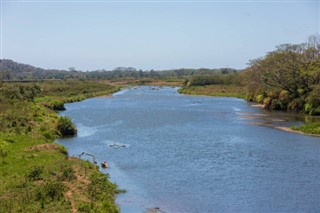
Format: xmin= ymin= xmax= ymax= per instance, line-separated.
xmin=57 ymin=86 xmax=320 ymax=213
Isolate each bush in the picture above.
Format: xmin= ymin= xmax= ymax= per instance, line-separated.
xmin=77 ymin=201 xmax=91 ymax=212
xmin=88 ymin=172 xmax=117 ymax=200
xmin=305 ymin=85 xmax=320 ymax=115
xmin=48 ymin=100 xmax=66 ymax=111
xmin=57 ymin=116 xmax=77 ymax=136
xmin=57 ymin=164 xmax=75 ymax=181
xmin=36 ymin=181 xmax=65 ymax=201
xmin=255 ymin=94 xmax=265 ymax=103
xmin=42 ymin=129 xmax=54 ymax=140
xmin=27 ymin=166 xmax=43 ymax=181
xmin=288 ymin=98 xmax=305 ymax=111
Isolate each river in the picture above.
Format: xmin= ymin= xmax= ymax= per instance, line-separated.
xmin=57 ymin=86 xmax=320 ymax=213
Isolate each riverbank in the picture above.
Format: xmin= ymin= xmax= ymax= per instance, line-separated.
xmin=178 ymin=85 xmax=246 ymax=98
xmin=102 ymin=78 xmax=184 ymax=87
xmin=0 ymin=80 xmax=122 ymax=212
xmin=291 ymin=121 xmax=320 ymax=136
xmin=179 ymin=85 xmax=320 ymax=137
xmin=275 ymin=126 xmax=320 ymax=136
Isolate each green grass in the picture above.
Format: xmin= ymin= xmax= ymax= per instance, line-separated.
xmin=0 ymin=80 xmax=121 ymax=212
xmin=0 ymin=133 xmax=73 ymax=212
xmin=292 ymin=121 xmax=320 ymax=135
xmin=178 ymin=85 xmax=246 ymax=98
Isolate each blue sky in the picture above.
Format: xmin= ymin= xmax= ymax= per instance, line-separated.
xmin=1 ymin=1 xmax=319 ymax=71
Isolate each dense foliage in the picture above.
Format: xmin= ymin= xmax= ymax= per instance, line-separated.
xmin=244 ymin=35 xmax=320 ymax=115
xmin=47 ymin=100 xmax=66 ymax=111
xmin=184 ymin=73 xmax=240 ymax=87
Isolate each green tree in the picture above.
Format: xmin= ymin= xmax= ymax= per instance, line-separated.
xmin=245 ymin=35 xmax=320 ymax=113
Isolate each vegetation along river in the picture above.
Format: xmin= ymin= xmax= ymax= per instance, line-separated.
xmin=57 ymin=86 xmax=320 ymax=213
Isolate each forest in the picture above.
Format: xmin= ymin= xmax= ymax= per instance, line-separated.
xmin=244 ymin=35 xmax=320 ymax=116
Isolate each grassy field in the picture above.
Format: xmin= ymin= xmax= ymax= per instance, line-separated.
xmin=178 ymin=85 xmax=246 ymax=98
xmin=0 ymin=80 xmax=122 ymax=212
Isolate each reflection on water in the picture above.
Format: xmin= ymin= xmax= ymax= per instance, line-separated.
xmin=57 ymin=86 xmax=320 ymax=213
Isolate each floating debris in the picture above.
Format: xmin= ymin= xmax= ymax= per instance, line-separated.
xmin=144 ymin=207 xmax=166 ymax=213
xmin=78 ymin=152 xmax=97 ymax=164
xmin=109 ymin=142 xmax=127 ymax=148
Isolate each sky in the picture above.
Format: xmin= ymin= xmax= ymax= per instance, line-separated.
xmin=0 ymin=0 xmax=319 ymax=71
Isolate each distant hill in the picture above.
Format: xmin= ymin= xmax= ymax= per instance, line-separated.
xmin=0 ymin=59 xmax=85 ymax=80
xmin=0 ymin=59 xmax=239 ymax=80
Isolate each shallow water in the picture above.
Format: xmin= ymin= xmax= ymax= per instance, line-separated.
xmin=57 ymin=86 xmax=320 ymax=213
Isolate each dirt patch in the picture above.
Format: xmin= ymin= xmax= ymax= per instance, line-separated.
xmin=65 ymin=189 xmax=77 ymax=213
xmin=63 ymin=159 xmax=92 ymax=213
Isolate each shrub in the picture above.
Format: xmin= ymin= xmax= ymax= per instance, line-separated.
xmin=57 ymin=164 xmax=75 ymax=181
xmin=288 ymin=98 xmax=305 ymax=111
xmin=42 ymin=130 xmax=53 ymax=140
xmin=270 ymin=99 xmax=283 ymax=110
xmin=88 ymin=172 xmax=117 ymax=200
xmin=255 ymin=94 xmax=265 ymax=103
xmin=305 ymin=85 xmax=320 ymax=115
xmin=263 ymin=97 xmax=272 ymax=109
xmin=27 ymin=166 xmax=43 ymax=181
xmin=49 ymin=100 xmax=66 ymax=111
xmin=36 ymin=181 xmax=65 ymax=201
xmin=57 ymin=116 xmax=77 ymax=136
xmin=77 ymin=201 xmax=91 ymax=212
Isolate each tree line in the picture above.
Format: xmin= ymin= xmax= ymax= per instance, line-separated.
xmin=243 ymin=35 xmax=320 ymax=115
xmin=0 ymin=59 xmax=237 ymax=80
xmin=180 ymin=35 xmax=320 ymax=115
xmin=1 ymin=35 xmax=319 ymax=115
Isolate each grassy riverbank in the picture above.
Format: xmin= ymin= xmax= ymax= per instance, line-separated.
xmin=292 ymin=122 xmax=320 ymax=135
xmin=0 ymin=80 xmax=121 ymax=212
xmin=178 ymin=85 xmax=246 ymax=98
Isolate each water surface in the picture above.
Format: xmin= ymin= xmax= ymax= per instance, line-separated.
xmin=57 ymin=86 xmax=320 ymax=213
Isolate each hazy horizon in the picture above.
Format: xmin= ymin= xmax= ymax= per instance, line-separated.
xmin=1 ymin=1 xmax=319 ymax=71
